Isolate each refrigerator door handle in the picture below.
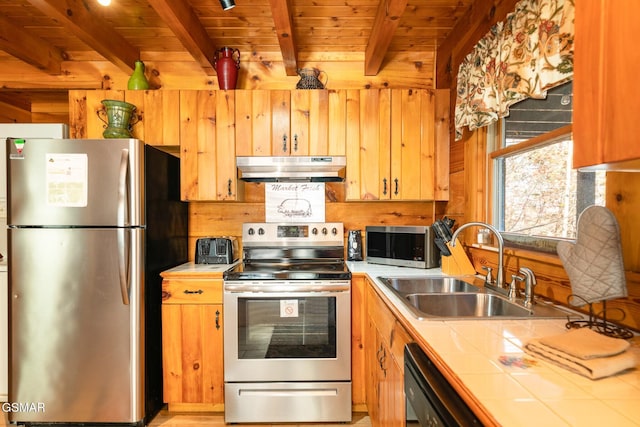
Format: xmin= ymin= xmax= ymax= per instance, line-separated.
xmin=118 ymin=227 xmax=131 ymax=305
xmin=117 ymin=149 xmax=129 ymax=227
xmin=117 ymin=148 xmax=131 ymax=305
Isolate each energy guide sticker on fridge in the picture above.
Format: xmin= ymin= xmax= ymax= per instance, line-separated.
xmin=45 ymin=153 xmax=88 ymax=207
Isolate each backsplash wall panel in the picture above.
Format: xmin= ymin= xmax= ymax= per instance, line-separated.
xmin=189 ymin=200 xmax=444 ymax=261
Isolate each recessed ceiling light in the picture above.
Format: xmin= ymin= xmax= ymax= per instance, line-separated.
xmin=97 ymin=0 xmax=111 ymax=6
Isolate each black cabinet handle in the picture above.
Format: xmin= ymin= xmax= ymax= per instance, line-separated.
xmin=183 ymin=289 xmax=203 ymax=294
xmin=394 ymin=178 xmax=399 ymax=196
xmin=293 ymin=134 xmax=298 ymax=152
xmin=282 ymin=134 xmax=288 ymax=152
xmin=215 ymin=310 xmax=221 ymax=330
xmin=383 ymin=178 xmax=388 ymax=195
xmin=227 ymin=179 xmax=232 ymax=196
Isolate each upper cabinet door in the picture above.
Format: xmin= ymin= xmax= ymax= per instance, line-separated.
xmin=391 ymin=89 xmax=436 ymax=201
xmin=346 ymin=89 xmax=391 ymax=200
xmin=270 ymin=90 xmax=292 ymax=155
xmin=573 ymin=0 xmax=640 ymax=169
xmin=125 ymin=90 xmax=180 ymax=146
xmin=235 ymin=90 xmax=291 ymax=156
xmin=291 ymin=90 xmax=332 ymax=155
xmin=180 ymin=91 xmax=241 ymax=201
xmin=236 ymin=90 xmax=344 ymax=156
xmin=346 ymin=89 xmax=442 ymax=201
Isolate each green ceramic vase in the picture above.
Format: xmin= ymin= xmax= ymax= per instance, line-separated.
xmin=98 ymin=99 xmax=137 ymax=138
xmin=127 ymin=60 xmax=149 ymax=90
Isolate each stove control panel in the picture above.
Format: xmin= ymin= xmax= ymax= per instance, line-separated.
xmin=243 ymin=222 xmax=344 ymax=246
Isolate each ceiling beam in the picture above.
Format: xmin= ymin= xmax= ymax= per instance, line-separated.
xmin=435 ymin=0 xmax=520 ymax=89
xmin=147 ymin=0 xmax=218 ymax=76
xmin=27 ymin=0 xmax=140 ymax=74
xmin=0 ymin=15 xmax=65 ymax=75
xmin=364 ymin=0 xmax=408 ymax=76
xmin=0 ymin=93 xmax=31 ymax=113
xmin=269 ymin=0 xmax=298 ymax=76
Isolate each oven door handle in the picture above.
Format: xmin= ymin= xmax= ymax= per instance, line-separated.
xmin=223 ymin=282 xmax=350 ymax=294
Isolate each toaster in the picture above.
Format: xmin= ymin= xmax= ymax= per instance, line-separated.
xmin=195 ymin=237 xmax=239 ymax=264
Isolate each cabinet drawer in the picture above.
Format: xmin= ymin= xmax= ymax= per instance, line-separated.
xmin=162 ymin=279 xmax=223 ymax=304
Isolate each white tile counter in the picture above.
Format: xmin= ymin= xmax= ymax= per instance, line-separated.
xmin=160 ymin=261 xmax=239 ymax=278
xmin=347 ymin=261 xmax=640 ymax=427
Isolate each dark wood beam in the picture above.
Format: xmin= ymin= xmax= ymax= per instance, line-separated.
xmin=364 ymin=0 xmax=408 ymax=76
xmin=269 ymin=0 xmax=298 ymax=76
xmin=435 ymin=0 xmax=520 ymax=89
xmin=0 ymin=93 xmax=31 ymax=113
xmin=0 ymin=15 xmax=65 ymax=75
xmin=27 ymin=0 xmax=140 ymax=74
xmin=147 ymin=0 xmax=218 ymax=76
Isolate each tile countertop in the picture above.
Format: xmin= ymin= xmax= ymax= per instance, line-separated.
xmin=346 ymin=261 xmax=640 ymax=427
xmin=160 ymin=261 xmax=239 ymax=278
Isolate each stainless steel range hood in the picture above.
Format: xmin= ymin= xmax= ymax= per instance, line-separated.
xmin=237 ymin=156 xmax=346 ymax=182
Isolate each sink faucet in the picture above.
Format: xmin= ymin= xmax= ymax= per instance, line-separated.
xmin=519 ymin=267 xmax=537 ymax=307
xmin=450 ymin=222 xmax=506 ymax=292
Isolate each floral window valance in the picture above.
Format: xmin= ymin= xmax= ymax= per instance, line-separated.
xmin=454 ymin=0 xmax=575 ymax=140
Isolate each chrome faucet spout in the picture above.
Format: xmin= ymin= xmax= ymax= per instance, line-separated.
xmin=450 ymin=222 xmax=505 ymax=288
xmin=519 ymin=267 xmax=537 ymax=307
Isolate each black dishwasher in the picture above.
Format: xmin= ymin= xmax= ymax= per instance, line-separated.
xmin=404 ymin=343 xmax=482 ymax=426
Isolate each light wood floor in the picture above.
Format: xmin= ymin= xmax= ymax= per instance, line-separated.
xmin=1 ymin=409 xmax=371 ymax=426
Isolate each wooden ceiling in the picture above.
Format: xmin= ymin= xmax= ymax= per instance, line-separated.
xmin=0 ymin=0 xmax=516 ymax=115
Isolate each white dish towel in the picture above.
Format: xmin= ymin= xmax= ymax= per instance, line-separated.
xmin=525 ymin=328 xmax=636 ymax=380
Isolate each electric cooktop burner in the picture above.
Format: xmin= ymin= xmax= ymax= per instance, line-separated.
xmin=223 ymin=222 xmax=352 ymax=281
xmin=224 ymin=260 xmax=351 ymax=281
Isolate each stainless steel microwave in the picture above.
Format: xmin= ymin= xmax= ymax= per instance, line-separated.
xmin=365 ymin=225 xmax=439 ymax=269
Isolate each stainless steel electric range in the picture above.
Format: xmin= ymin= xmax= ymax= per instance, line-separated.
xmin=223 ymin=222 xmax=352 ymax=423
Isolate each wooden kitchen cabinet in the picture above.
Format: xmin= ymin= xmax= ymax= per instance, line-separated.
xmin=346 ymin=89 xmax=447 ymax=201
xmin=69 ymin=90 xmax=122 ymax=139
xmin=161 ymin=276 xmax=224 ymax=411
xmin=68 ymin=89 xmax=180 ymax=146
xmin=573 ymin=0 xmax=640 ymax=169
xmin=235 ymin=90 xmax=346 ymax=156
xmin=290 ymin=90 xmax=330 ymax=155
xmin=70 ymin=89 xmax=241 ymax=201
xmin=235 ymin=90 xmax=290 ymax=155
xmin=124 ymin=90 xmax=180 ymax=146
xmin=180 ymin=90 xmax=241 ymax=201
xmin=364 ymin=277 xmax=410 ymax=427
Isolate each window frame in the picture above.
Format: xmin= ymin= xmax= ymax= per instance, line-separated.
xmin=489 ymin=124 xmax=577 ymax=253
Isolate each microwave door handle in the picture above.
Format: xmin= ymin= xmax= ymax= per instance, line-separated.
xmin=117 ymin=227 xmax=131 ymax=305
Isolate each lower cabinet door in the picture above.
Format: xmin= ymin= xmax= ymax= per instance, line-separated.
xmin=162 ymin=304 xmax=224 ymax=409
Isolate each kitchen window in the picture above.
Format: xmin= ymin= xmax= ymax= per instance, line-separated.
xmin=490 ymin=81 xmax=606 ymax=251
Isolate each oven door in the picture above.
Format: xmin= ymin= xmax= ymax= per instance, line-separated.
xmin=223 ymin=280 xmax=351 ymax=382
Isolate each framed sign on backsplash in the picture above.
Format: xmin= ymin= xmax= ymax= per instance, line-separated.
xmin=265 ymin=182 xmax=325 ymax=222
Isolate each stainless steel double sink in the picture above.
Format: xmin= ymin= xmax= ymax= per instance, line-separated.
xmin=377 ymin=276 xmax=574 ymax=320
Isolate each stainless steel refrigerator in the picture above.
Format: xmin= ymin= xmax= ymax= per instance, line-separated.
xmin=7 ymin=138 xmax=188 ymax=426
